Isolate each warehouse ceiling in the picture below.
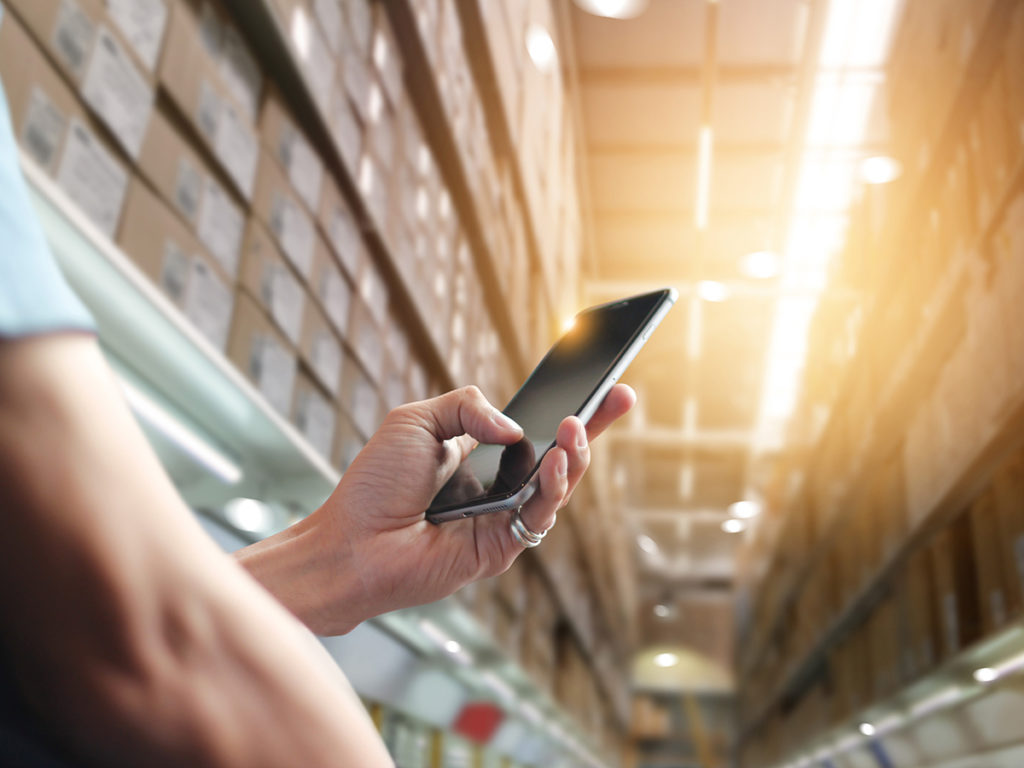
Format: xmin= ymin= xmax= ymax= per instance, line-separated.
xmin=564 ymin=0 xmax=902 ymax=635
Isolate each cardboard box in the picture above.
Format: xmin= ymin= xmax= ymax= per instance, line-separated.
xmin=327 ymin=76 xmax=362 ymax=178
xmin=266 ymin=0 xmax=335 ymax=113
xmin=318 ymin=174 xmax=365 ymax=281
xmin=348 ymin=297 xmax=385 ymax=383
xmin=300 ymin=299 xmax=342 ymax=396
xmin=0 ymin=10 xmax=128 ymax=237
xmin=158 ymin=0 xmax=259 ymax=199
xmin=332 ymin=404 xmax=364 ymax=470
xmin=310 ymin=235 xmax=353 ymax=337
xmin=339 ymin=349 xmax=381 ymax=438
xmin=104 ymin=0 xmax=170 ymax=73
xmin=292 ymin=370 xmax=335 ymax=461
xmin=117 ymin=178 xmax=233 ymax=350
xmin=137 ymin=104 xmax=244 ymax=278
xmin=252 ymin=146 xmax=316 ymax=279
xmin=238 ymin=219 xmax=306 ymax=345
xmin=370 ymin=5 xmax=403 ymax=107
xmin=227 ymin=291 xmax=297 ymax=416
xmin=5 ymin=0 xmax=155 ymax=159
xmin=259 ymin=86 xmax=324 ymax=214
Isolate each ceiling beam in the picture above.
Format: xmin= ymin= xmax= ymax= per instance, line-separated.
xmin=610 ymin=426 xmax=754 ymax=450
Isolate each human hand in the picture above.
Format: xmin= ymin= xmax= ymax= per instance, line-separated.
xmin=238 ymin=384 xmax=634 ymax=635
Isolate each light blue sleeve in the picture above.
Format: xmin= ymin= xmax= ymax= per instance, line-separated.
xmin=0 ymin=70 xmax=96 ymax=338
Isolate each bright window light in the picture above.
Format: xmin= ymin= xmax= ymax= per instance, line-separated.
xmin=679 ymin=463 xmax=694 ymax=499
xmin=573 ymin=0 xmax=649 ymax=19
xmin=443 ymin=640 xmax=462 ymax=655
xmin=526 ymin=24 xmax=556 ymax=71
xmin=729 ymin=500 xmax=762 ymax=519
xmin=721 ymin=518 xmax=747 ymax=534
xmin=653 ymin=652 xmax=679 ymax=668
xmin=742 ymin=250 xmax=779 ymax=279
xmin=695 ymin=126 xmax=713 ymax=230
xmin=697 ymin=280 xmax=729 ymax=302
xmin=861 ymin=155 xmax=902 ymax=184
xmin=858 ymin=722 xmax=876 ymax=737
xmin=562 ymin=315 xmax=577 ymax=332
xmin=637 ymin=534 xmax=658 ymax=554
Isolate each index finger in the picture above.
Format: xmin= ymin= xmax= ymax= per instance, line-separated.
xmin=583 ymin=384 xmax=636 ymax=441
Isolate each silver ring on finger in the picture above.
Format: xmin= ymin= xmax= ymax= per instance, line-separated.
xmin=510 ymin=507 xmax=546 ymax=548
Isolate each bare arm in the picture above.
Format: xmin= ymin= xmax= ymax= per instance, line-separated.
xmin=0 ymin=334 xmax=392 ymax=767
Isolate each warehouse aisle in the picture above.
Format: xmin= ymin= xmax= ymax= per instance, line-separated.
xmin=2 ymin=0 xmax=1023 ymax=766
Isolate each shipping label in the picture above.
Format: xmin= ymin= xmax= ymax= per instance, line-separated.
xmin=80 ymin=26 xmax=153 ymax=158
xmin=251 ymin=336 xmax=295 ymax=416
xmin=278 ymin=126 xmax=323 ymax=212
xmin=320 ymin=268 xmax=351 ymax=335
xmin=185 ymin=258 xmax=232 ymax=351
xmin=21 ymin=87 xmax=67 ymax=173
xmin=311 ymin=329 xmax=342 ymax=395
xmin=56 ymin=118 xmax=127 ymax=237
xmin=52 ymin=0 xmax=96 ymax=80
xmin=173 ymin=157 xmax=202 ymax=225
xmin=104 ymin=0 xmax=168 ymax=71
xmin=197 ymin=176 xmax=243 ymax=278
xmin=270 ymin=192 xmax=315 ymax=277
xmin=296 ymin=386 xmax=335 ymax=459
xmin=264 ymin=264 xmax=304 ymax=344
xmin=213 ymin=96 xmax=258 ymax=199
xmin=159 ymin=239 xmax=189 ymax=303
xmin=219 ymin=25 xmax=261 ymax=122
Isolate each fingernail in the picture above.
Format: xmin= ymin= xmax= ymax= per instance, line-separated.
xmin=491 ymin=409 xmax=522 ymax=433
xmin=556 ymin=451 xmax=568 ymax=478
xmin=576 ymin=430 xmax=588 ymax=450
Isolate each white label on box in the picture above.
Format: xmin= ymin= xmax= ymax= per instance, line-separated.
xmin=311 ymin=329 xmax=341 ymax=395
xmin=251 ymin=335 xmax=295 ymax=415
xmin=301 ymin=22 xmax=334 ymax=113
xmin=320 ymin=269 xmax=351 ymax=335
xmin=80 ymin=26 xmax=153 ymax=158
xmin=173 ymin=157 xmax=202 ymax=225
xmin=296 ymin=386 xmax=335 ymax=459
xmin=53 ymin=0 xmax=96 ymax=80
xmin=214 ymin=97 xmax=258 ymax=199
xmin=331 ymin=88 xmax=362 ymax=175
xmin=56 ymin=118 xmax=127 ymax=237
xmin=352 ymin=377 xmax=378 ymax=437
xmin=186 ymin=258 xmax=232 ymax=351
xmin=359 ymin=266 xmax=388 ymax=325
xmin=160 ymin=239 xmax=189 ymax=303
xmin=197 ymin=79 xmax=220 ymax=141
xmin=278 ymin=127 xmax=323 ymax=212
xmin=343 ymin=51 xmax=371 ymax=122
xmin=21 ymin=87 xmax=67 ymax=173
xmin=356 ymin=320 xmax=383 ymax=382
xmin=264 ymin=264 xmax=304 ymax=344
xmin=270 ymin=192 xmax=315 ymax=277
xmin=197 ymin=176 xmax=243 ymax=278
xmin=104 ymin=0 xmax=168 ymax=71
xmin=314 ymin=0 xmax=342 ymax=54
xmin=326 ymin=203 xmax=362 ymax=278
xmin=219 ymin=25 xmax=261 ymax=122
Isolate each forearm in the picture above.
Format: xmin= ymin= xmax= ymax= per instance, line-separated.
xmin=0 ymin=336 xmax=392 ymax=767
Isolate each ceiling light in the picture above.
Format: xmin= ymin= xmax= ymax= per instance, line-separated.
xmin=443 ymin=639 xmax=462 ymax=655
xmin=637 ymin=534 xmax=658 ymax=554
xmin=721 ymin=518 xmax=747 ymax=534
xmin=653 ymin=652 xmax=678 ymax=668
xmin=526 ymin=24 xmax=557 ymax=71
xmin=653 ymin=604 xmax=671 ymax=618
xmin=573 ymin=0 xmax=649 ymax=19
xmin=729 ymin=500 xmax=761 ymax=519
xmin=974 ymin=667 xmax=999 ymax=683
xmin=694 ymin=126 xmax=713 ymax=230
xmin=697 ymin=280 xmax=729 ymax=302
xmin=224 ymin=497 xmax=275 ymax=533
xmin=858 ymin=722 xmax=876 ymax=737
xmin=860 ymin=155 xmax=902 ymax=184
xmin=742 ymin=250 xmax=779 ymax=279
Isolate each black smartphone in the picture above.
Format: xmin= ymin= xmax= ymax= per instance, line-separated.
xmin=425 ymin=288 xmax=677 ymax=523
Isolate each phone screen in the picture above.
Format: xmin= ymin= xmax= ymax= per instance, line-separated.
xmin=427 ymin=290 xmax=668 ymax=516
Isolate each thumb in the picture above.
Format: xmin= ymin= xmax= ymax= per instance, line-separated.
xmin=422 ymin=385 xmax=523 ymax=445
